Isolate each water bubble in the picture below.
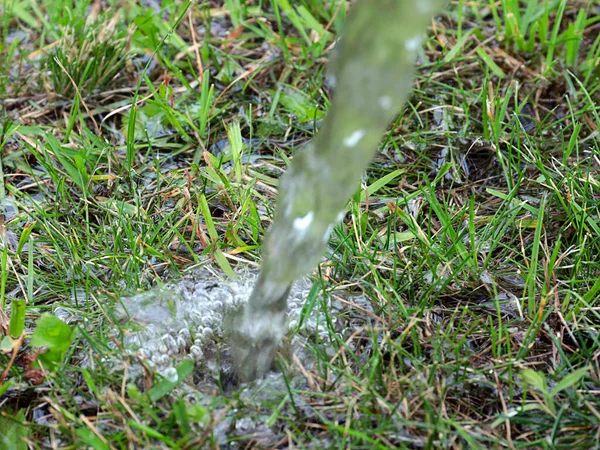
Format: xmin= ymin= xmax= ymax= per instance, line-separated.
xmin=405 ymin=35 xmax=423 ymax=52
xmin=379 ymin=96 xmax=393 ymax=110
xmin=343 ymin=129 xmax=366 ymax=147
xmin=292 ymin=211 xmax=314 ymax=234
xmin=163 ymin=367 xmax=178 ymax=383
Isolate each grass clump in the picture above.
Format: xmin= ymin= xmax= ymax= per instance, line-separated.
xmin=42 ymin=14 xmax=131 ymax=98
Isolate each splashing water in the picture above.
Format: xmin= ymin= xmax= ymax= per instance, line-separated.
xmin=227 ymin=0 xmax=445 ymax=380
xmin=115 ymin=266 xmax=371 ymax=385
xmin=115 ymin=267 xmax=313 ymax=380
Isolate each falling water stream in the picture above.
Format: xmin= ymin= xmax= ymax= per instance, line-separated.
xmin=227 ymin=0 xmax=445 ymax=381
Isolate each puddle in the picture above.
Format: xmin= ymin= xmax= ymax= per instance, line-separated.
xmin=112 ymin=264 xmax=373 ymax=393
xmin=95 ymin=257 xmax=380 ymax=450
xmin=113 ymin=265 xmax=363 ymax=382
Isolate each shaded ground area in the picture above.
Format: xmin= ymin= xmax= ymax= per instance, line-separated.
xmin=1 ymin=0 xmax=600 ymax=448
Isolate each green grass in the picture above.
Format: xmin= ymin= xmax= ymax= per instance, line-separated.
xmin=1 ymin=0 xmax=600 ymax=448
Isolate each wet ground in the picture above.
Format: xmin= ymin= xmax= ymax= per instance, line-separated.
xmin=114 ymin=265 xmax=374 ymax=447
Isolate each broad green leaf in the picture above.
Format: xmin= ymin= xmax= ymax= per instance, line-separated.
xmin=75 ymin=428 xmax=110 ymax=450
xmin=552 ymin=366 xmax=589 ymax=395
xmin=297 ymin=5 xmax=328 ymax=35
xmin=443 ymin=29 xmax=475 ymax=63
xmin=148 ymin=359 xmax=194 ymax=402
xmin=9 ymin=299 xmax=26 ymax=338
xmin=99 ymin=199 xmax=141 ymax=217
xmin=173 ymin=398 xmax=208 ymax=434
xmin=279 ymin=85 xmax=325 ymax=124
xmin=30 ymin=314 xmax=75 ymax=369
xmin=213 ymin=249 xmax=235 ymax=279
xmin=173 ymin=398 xmax=191 ymax=435
xmin=521 ymin=369 xmax=548 ymax=394
xmin=127 ymin=420 xmax=178 ymax=447
xmin=390 ymin=231 xmax=415 ymax=243
xmin=16 ymin=223 xmax=35 ymax=256
xmin=490 ymin=403 xmax=543 ymax=428
xmin=0 ymin=336 xmax=12 ymax=352
xmin=360 ymin=169 xmax=405 ymax=201
xmin=226 ymin=121 xmax=243 ymax=184
xmin=584 ymin=277 xmax=600 ymax=303
xmin=45 ymin=134 xmax=88 ymax=193
xmin=0 ymin=409 xmax=28 ymax=450
xmin=476 ymin=47 xmax=506 ymax=79
xmin=11 ymin=4 xmax=37 ymax=28
xmin=0 ymin=379 xmax=13 ymax=397
xmin=486 ymin=188 xmax=539 ymax=215
xmin=199 ymin=194 xmax=222 ymax=242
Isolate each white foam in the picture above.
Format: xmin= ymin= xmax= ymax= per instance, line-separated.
xmin=293 ymin=211 xmax=314 ymax=234
xmin=379 ymin=96 xmax=393 ymax=110
xmin=115 ymin=267 xmax=317 ymax=377
xmin=343 ymin=129 xmax=366 ymax=147
xmin=405 ymin=36 xmax=423 ymax=52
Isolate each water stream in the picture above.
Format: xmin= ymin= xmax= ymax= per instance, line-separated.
xmin=227 ymin=0 xmax=445 ymax=381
